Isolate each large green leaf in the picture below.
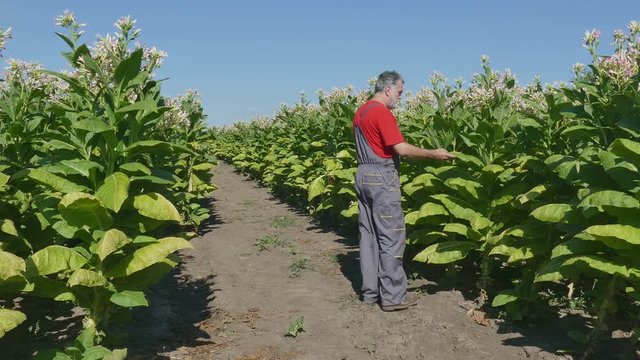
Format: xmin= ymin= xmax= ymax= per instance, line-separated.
xmin=336 ymin=150 xmax=353 ymax=159
xmin=192 ymin=162 xmax=215 ymax=172
xmin=28 ymin=245 xmax=87 ymax=276
xmin=308 ymin=176 xmax=327 ymax=202
xmin=406 ymin=230 xmax=446 ymax=246
xmin=0 ymin=172 xmax=9 ymax=188
xmin=545 ymin=155 xmax=578 ymax=180
xmin=489 ymin=244 xmax=538 ymax=264
xmin=130 ymin=175 xmax=174 ymax=185
xmin=67 ymin=269 xmax=107 ymax=287
xmin=530 ymin=203 xmax=573 ymax=223
xmin=408 ymin=173 xmax=438 ymax=188
xmin=580 ymin=189 xmax=638 ymax=209
xmin=133 ymin=193 xmax=182 ymax=222
xmin=339 ymin=202 xmax=358 ymax=219
xmin=125 ymin=140 xmax=189 ymax=157
xmin=405 ymin=203 xmax=448 ymax=225
xmin=564 ymin=256 xmax=632 ymax=278
xmin=59 ymin=160 xmax=104 ymax=178
xmin=81 ymin=346 xmax=113 ymax=360
xmin=452 ymin=152 xmax=484 ymax=169
xmin=72 ymin=118 xmax=114 ymax=133
xmin=0 ymin=250 xmax=26 ymax=280
xmin=442 ymin=223 xmax=468 ymax=236
xmin=25 ymin=277 xmax=75 ymax=301
xmin=93 ymin=229 xmax=131 ymax=261
xmin=17 ymin=168 xmax=88 ymax=193
xmin=515 ymin=184 xmax=547 ymax=205
xmin=584 ymin=224 xmax=640 ymax=250
xmin=413 ymin=241 xmax=478 ymax=264
xmin=536 ymin=255 xmax=632 ymax=282
xmin=103 ymin=349 xmax=127 ymax=360
xmin=106 ymin=237 xmax=192 ymax=278
xmin=118 ymin=162 xmax=152 ymax=176
xmin=550 ymin=237 xmax=606 ymax=259
xmin=116 ymin=98 xmax=158 ymax=114
xmin=114 ymin=47 xmax=143 ymax=89
xmin=492 ymin=290 xmax=519 ymax=307
xmin=112 ymin=259 xmax=175 ymax=291
xmin=445 ymin=178 xmax=484 ymax=202
xmin=59 ymin=192 xmax=113 ymax=229
xmin=431 ymin=194 xmax=491 ymax=230
xmin=0 ymin=219 xmax=18 ymax=238
xmin=598 ymin=151 xmax=640 ymax=192
xmin=95 ymin=173 xmax=130 ymax=213
xmin=610 ymin=138 xmax=640 ymax=169
xmin=0 ymin=308 xmax=26 ymax=338
xmin=110 ymin=290 xmax=148 ymax=307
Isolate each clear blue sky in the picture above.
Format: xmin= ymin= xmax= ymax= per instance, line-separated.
xmin=2 ymin=1 xmax=639 ymax=126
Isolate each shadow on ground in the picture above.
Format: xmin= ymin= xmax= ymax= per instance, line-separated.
xmin=196 ymin=196 xmax=224 ymax=235
xmin=125 ymin=258 xmax=218 ymax=359
xmin=498 ymin=314 xmax=640 ymax=360
xmin=0 ymin=297 xmax=83 ymax=359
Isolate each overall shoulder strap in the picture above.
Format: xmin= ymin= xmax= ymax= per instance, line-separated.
xmin=355 ymin=101 xmax=383 ymax=128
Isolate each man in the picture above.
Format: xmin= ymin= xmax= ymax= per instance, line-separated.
xmin=353 ymin=71 xmax=455 ymax=311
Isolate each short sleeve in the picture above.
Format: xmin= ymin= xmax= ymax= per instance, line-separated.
xmin=378 ymin=112 xmax=404 ymax=147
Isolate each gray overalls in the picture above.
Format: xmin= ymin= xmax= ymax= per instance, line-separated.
xmin=354 ymin=103 xmax=407 ymax=306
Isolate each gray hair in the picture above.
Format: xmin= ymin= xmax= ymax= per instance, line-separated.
xmin=374 ymin=71 xmax=404 ymax=93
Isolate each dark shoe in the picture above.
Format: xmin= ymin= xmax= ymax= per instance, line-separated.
xmin=363 ymin=298 xmax=378 ymax=306
xmin=381 ymin=294 xmax=418 ymax=312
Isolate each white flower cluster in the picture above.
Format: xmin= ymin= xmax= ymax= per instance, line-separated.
xmin=114 ymin=16 xmax=136 ymax=36
xmin=403 ymin=87 xmax=436 ymax=111
xmin=577 ymin=21 xmax=640 ymax=86
xmin=1 ymin=59 xmax=70 ymax=100
xmin=446 ymin=69 xmax=516 ymax=110
xmin=55 ymin=10 xmax=77 ymax=28
xmin=158 ymin=89 xmax=203 ymax=131
xmin=143 ymin=46 xmax=167 ymax=70
xmin=583 ymin=28 xmax=601 ymax=48
xmin=600 ymin=51 xmax=639 ymax=85
xmin=317 ymin=85 xmax=353 ymax=107
xmin=0 ymin=27 xmax=12 ymax=59
xmin=91 ymin=34 xmax=120 ymax=76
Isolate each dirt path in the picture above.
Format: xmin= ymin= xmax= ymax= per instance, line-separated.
xmin=129 ymin=162 xmax=566 ymax=360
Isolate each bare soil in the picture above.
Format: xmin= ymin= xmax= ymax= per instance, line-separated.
xmin=122 ymin=163 xmax=632 ymax=360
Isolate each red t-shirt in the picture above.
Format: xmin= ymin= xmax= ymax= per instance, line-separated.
xmin=353 ymin=100 xmax=405 ymax=158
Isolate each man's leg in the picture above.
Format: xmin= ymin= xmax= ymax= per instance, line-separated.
xmin=357 ymin=183 xmax=379 ymax=304
xmin=373 ymin=171 xmax=408 ymax=307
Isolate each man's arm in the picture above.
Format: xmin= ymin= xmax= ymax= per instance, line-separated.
xmin=392 ymin=142 xmax=456 ymax=161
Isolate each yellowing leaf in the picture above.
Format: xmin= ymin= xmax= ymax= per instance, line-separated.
xmin=96 ymin=172 xmax=130 ymax=213
xmin=307 ymin=176 xmax=327 ymax=202
xmin=67 ymin=269 xmax=107 ymax=287
xmin=530 ymin=203 xmax=572 ymax=223
xmin=133 ymin=193 xmax=182 ymax=222
xmin=95 ymin=229 xmax=131 ymax=261
xmin=0 ymin=308 xmax=26 ymax=338
xmin=59 ymin=192 xmax=113 ymax=229
xmin=0 ymin=251 xmax=25 ymax=280
xmin=413 ymin=241 xmax=477 ymax=264
xmin=29 ymin=245 xmax=87 ymax=276
xmin=106 ymin=237 xmax=192 ymax=278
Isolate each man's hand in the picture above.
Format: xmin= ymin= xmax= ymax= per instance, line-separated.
xmin=393 ymin=142 xmax=457 ymax=161
xmin=430 ymin=148 xmax=456 ymax=161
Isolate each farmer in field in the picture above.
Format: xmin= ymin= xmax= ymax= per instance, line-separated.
xmin=353 ymin=70 xmax=455 ymax=311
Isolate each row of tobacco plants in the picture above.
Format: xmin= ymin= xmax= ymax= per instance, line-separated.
xmin=0 ymin=13 xmax=216 ymax=359
xmin=215 ymin=24 xmax=640 ymax=357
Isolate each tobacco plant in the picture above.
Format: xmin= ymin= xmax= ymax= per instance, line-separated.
xmin=0 ymin=12 xmax=214 ymax=358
